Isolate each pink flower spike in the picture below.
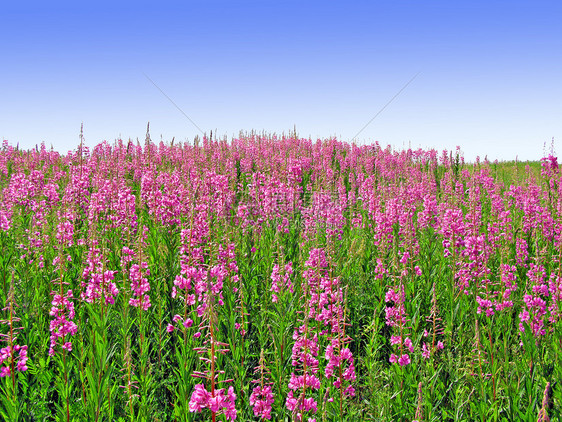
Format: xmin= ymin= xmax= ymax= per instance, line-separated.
xmin=398 ymin=354 xmax=410 ymax=366
xmin=404 ymin=337 xmax=414 ymax=352
xmin=422 ymin=343 xmax=430 ymax=359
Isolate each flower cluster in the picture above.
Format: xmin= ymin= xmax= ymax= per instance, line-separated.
xmin=324 ymin=338 xmax=356 ymax=397
xmin=128 ymin=261 xmax=151 ymax=310
xmin=270 ymin=261 xmax=294 ymax=302
xmin=189 ymin=383 xmax=237 ymax=420
xmin=519 ymin=264 xmax=549 ymax=337
xmin=166 ymin=313 xmax=193 ymax=333
xmin=49 ymin=290 xmax=78 ymax=356
xmin=81 ymin=246 xmax=118 ymax=305
xmin=385 ymin=285 xmax=412 ymax=366
xmin=250 ymin=385 xmax=275 ymax=420
xmin=0 ymin=345 xmax=28 ymax=377
xmin=286 ymin=325 xmax=320 ymax=420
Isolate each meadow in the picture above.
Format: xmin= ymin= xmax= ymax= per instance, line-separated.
xmin=0 ymin=134 xmax=560 ymax=421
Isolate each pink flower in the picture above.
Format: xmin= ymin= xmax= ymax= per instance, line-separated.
xmin=390 ymin=335 xmax=401 ymax=345
xmin=344 ymin=385 xmax=355 ymax=397
xmin=48 ymin=289 xmax=78 ymax=356
xmin=285 ymin=391 xmax=298 ymax=411
xmin=189 ymin=384 xmax=237 ymax=420
xmin=250 ymin=385 xmax=274 ymax=419
xmin=398 ymin=354 xmax=410 ymax=366
xmin=189 ymin=383 xmax=210 ymax=413
xmin=404 ymin=337 xmax=414 ymax=352
xmin=422 ymin=343 xmax=430 ymax=359
xmin=129 ymin=260 xmax=151 ymax=311
xmin=0 ymin=345 xmax=29 ymax=375
xmin=224 ymin=386 xmax=237 ymax=420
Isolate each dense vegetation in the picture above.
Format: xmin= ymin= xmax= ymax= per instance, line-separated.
xmin=0 ymin=135 xmax=559 ymax=421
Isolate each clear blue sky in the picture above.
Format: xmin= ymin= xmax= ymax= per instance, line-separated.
xmin=2 ymin=1 xmax=561 ymax=161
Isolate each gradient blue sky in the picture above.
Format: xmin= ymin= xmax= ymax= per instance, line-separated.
xmin=2 ymin=1 xmax=561 ymax=161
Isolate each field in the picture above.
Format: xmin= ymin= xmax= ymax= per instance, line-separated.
xmin=0 ymin=135 xmax=560 ymax=421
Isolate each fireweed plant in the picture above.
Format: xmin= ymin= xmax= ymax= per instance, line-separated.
xmin=0 ymin=135 xmax=560 ymax=420
xmin=0 ymin=276 xmax=29 ymax=420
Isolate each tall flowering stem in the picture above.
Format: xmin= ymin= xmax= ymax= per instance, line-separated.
xmin=537 ymin=381 xmax=552 ymax=422
xmin=285 ymin=248 xmax=327 ymax=422
xmin=129 ymin=226 xmax=151 ymax=316
xmin=189 ymin=237 xmax=237 ymax=421
xmin=421 ymin=283 xmax=445 ymax=361
xmin=413 ymin=382 xmax=424 ymax=422
xmin=385 ymin=284 xmax=413 ymax=367
xmin=168 ymin=212 xmax=206 ymax=419
xmin=0 ymin=275 xmax=29 ymax=419
xmin=81 ymin=242 xmax=118 ymax=313
xmin=128 ymin=224 xmax=152 ymax=418
xmin=118 ymin=245 xmax=137 ymax=419
xmin=266 ymin=244 xmax=295 ymax=418
xmin=324 ymin=238 xmax=356 ymax=419
xmin=250 ymin=350 xmax=275 ymax=420
xmin=189 ymin=283 xmax=237 ymax=421
xmin=472 ymin=320 xmax=488 ymax=400
xmin=50 ymin=219 xmax=78 ymax=422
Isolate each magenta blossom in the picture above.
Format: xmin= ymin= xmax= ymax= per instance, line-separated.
xmin=189 ymin=383 xmax=237 ymax=420
xmin=0 ymin=345 xmax=29 ymax=376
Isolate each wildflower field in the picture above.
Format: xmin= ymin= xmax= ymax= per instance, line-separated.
xmin=0 ymin=135 xmax=560 ymax=421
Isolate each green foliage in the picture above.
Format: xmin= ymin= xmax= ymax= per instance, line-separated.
xmin=0 ymin=140 xmax=559 ymax=421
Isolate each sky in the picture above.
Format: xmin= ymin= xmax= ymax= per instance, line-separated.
xmin=1 ymin=0 xmax=561 ymax=161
